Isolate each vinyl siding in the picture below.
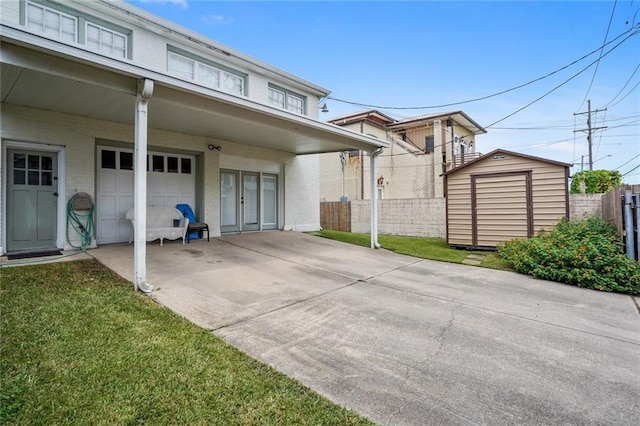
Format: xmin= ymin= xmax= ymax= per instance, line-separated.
xmin=446 ymin=152 xmax=568 ymax=248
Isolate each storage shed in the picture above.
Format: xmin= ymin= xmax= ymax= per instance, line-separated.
xmin=444 ymin=149 xmax=570 ymax=249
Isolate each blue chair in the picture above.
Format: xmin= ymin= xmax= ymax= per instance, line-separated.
xmin=175 ymin=204 xmax=209 ymax=243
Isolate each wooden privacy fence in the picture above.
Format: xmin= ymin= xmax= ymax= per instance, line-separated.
xmin=602 ymin=184 xmax=640 ymax=234
xmin=320 ymin=201 xmax=351 ymax=232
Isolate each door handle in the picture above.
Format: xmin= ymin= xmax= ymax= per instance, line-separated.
xmin=53 ymin=192 xmax=59 ymax=197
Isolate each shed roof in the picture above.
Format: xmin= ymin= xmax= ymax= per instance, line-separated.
xmin=443 ymin=149 xmax=571 ymax=176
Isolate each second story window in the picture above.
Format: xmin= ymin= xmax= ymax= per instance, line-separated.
xmin=86 ymin=23 xmax=127 ymax=58
xmin=168 ymin=51 xmax=245 ymax=97
xmin=268 ymin=86 xmax=305 ymax=115
xmin=25 ymin=1 xmax=130 ymax=59
xmin=27 ymin=2 xmax=77 ymax=43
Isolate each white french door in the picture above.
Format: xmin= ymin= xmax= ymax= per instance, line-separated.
xmin=220 ymin=170 xmax=278 ymax=233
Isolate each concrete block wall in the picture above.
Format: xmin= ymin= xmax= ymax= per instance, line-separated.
xmin=569 ymin=194 xmax=603 ymax=220
xmin=352 ymin=198 xmax=446 ymax=238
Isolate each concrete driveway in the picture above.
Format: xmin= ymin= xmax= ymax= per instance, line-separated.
xmin=92 ymin=232 xmax=640 ymax=425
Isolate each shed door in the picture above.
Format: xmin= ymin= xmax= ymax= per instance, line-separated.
xmin=472 ymin=172 xmax=532 ymax=248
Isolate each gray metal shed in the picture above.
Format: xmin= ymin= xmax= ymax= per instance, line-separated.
xmin=444 ymin=149 xmax=570 ymax=249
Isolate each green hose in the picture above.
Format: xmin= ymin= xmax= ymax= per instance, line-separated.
xmin=66 ymin=199 xmax=95 ymax=251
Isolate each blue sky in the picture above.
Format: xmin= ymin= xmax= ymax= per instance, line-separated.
xmin=129 ymin=0 xmax=640 ymax=182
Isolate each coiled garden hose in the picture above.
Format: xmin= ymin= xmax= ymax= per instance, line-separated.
xmin=66 ymin=199 xmax=95 ymax=251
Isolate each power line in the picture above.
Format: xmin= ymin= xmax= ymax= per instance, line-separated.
xmin=326 ymin=26 xmax=639 ymax=111
xmin=603 ymin=62 xmax=640 ymax=107
xmin=613 ymin=153 xmax=640 ymax=171
xmin=484 ymin=30 xmax=639 ymax=129
xmin=605 ymin=78 xmax=640 ymax=108
xmin=576 ymin=0 xmax=617 ymax=111
xmin=622 ymin=163 xmax=640 ymax=176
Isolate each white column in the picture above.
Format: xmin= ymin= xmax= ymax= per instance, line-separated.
xmin=370 ymin=148 xmax=382 ymax=249
xmin=134 ymin=79 xmax=154 ymax=293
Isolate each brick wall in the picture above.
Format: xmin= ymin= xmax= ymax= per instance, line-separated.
xmin=352 ymin=198 xmax=446 ymax=238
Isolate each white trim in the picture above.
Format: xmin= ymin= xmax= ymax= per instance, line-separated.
xmin=1 ymin=140 xmax=66 ymax=254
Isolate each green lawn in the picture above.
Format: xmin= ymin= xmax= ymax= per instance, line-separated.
xmin=0 ymin=260 xmax=373 ymax=425
xmin=316 ymin=230 xmax=512 ymax=271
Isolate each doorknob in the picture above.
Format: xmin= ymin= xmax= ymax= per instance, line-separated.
xmin=53 ymin=192 xmax=59 ymax=197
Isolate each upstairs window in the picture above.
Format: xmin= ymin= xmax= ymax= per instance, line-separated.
xmin=268 ymin=86 xmax=305 ymax=115
xmin=27 ymin=2 xmax=77 ymax=43
xmin=24 ymin=1 xmax=130 ymax=59
xmin=86 ymin=23 xmax=127 ymax=58
xmin=168 ymin=51 xmax=245 ymax=96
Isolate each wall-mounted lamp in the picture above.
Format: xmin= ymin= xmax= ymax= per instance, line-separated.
xmin=320 ymin=103 xmax=329 ymax=113
xmin=208 ymin=144 xmax=221 ymax=151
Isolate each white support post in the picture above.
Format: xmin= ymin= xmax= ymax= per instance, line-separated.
xmin=134 ymin=79 xmax=154 ymax=293
xmin=370 ymin=148 xmax=382 ymax=249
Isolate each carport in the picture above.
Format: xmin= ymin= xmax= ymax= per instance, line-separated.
xmin=1 ymin=24 xmax=388 ymax=292
xmin=89 ymin=232 xmax=640 ymax=425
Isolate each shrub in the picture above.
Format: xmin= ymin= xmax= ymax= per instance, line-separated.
xmin=497 ymin=217 xmax=640 ymax=295
xmin=570 ymin=169 xmax=622 ymax=194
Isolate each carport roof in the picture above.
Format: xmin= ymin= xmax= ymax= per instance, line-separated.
xmin=0 ymin=25 xmax=387 ymax=155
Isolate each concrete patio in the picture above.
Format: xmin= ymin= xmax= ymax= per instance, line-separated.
xmin=90 ymin=232 xmax=640 ymax=425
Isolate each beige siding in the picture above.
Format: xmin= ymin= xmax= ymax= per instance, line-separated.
xmin=446 ymin=152 xmax=568 ymax=248
xmin=475 ymin=174 xmax=528 ymax=247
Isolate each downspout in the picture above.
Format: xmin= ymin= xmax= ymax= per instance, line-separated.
xmin=134 ymin=79 xmax=154 ymax=293
xmin=370 ymin=146 xmax=384 ymax=249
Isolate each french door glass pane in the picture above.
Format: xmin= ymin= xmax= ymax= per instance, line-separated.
xmin=263 ymin=175 xmax=277 ymax=225
xmin=243 ymin=175 xmax=258 ymax=225
xmin=221 ymin=172 xmax=237 ymax=226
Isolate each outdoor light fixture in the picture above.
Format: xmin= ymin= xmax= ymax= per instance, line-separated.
xmin=208 ymin=144 xmax=221 ymax=151
xmin=320 ymin=103 xmax=329 ymax=113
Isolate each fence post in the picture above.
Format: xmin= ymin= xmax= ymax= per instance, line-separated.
xmin=623 ymin=190 xmax=634 ymax=260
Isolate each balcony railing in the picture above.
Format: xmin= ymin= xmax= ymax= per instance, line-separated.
xmin=453 ymin=152 xmax=482 ymax=167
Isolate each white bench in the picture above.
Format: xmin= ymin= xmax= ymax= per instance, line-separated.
xmin=126 ymin=207 xmax=189 ymax=246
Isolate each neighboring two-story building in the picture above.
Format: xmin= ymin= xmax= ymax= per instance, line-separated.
xmin=1 ymin=0 xmax=387 ymax=260
xmin=320 ymin=110 xmax=486 ymax=201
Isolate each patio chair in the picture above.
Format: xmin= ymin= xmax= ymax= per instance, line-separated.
xmin=175 ymin=204 xmax=209 ymax=243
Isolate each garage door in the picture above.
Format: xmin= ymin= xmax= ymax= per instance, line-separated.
xmin=472 ymin=172 xmax=532 ymax=248
xmin=96 ymin=147 xmax=196 ymax=244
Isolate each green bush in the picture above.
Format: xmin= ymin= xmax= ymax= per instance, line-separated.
xmin=497 ymin=217 xmax=640 ymax=295
xmin=570 ymin=169 xmax=622 ymax=194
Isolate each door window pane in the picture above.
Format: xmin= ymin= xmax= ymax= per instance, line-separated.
xmin=181 ymin=158 xmax=192 ymax=174
xmin=221 ymin=172 xmax=237 ymax=226
xmin=28 ymin=155 xmax=40 ymax=170
xmin=101 ymin=150 xmax=116 ymax=169
xmin=13 ymin=170 xmax=26 ymax=185
xmin=42 ymin=172 xmax=53 ymax=186
xmin=120 ymin=152 xmax=133 ymax=170
xmin=167 ymin=156 xmax=179 ymax=173
xmin=263 ymin=175 xmax=277 ymax=225
xmin=41 ymin=156 xmax=53 ymax=170
xmin=28 ymin=171 xmax=40 ymax=185
xmin=243 ymin=174 xmax=258 ymax=225
xmin=14 ymin=153 xmax=26 ymax=169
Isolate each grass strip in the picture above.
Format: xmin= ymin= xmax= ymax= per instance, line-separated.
xmin=0 ymin=260 xmax=373 ymax=425
xmin=316 ymin=230 xmax=512 ymax=271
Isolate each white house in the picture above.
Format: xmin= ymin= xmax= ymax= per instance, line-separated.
xmin=0 ymin=0 xmax=386 ymax=290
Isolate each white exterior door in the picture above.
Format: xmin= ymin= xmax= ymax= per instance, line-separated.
xmin=96 ymin=147 xmax=196 ymax=244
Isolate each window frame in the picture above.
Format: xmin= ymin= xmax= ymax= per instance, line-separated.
xmin=268 ymin=84 xmax=306 ymax=115
xmin=167 ymin=48 xmax=247 ymax=97
xmin=23 ymin=0 xmax=132 ymax=59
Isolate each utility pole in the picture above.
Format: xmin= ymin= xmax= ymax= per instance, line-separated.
xmin=574 ymin=100 xmax=607 ymax=170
